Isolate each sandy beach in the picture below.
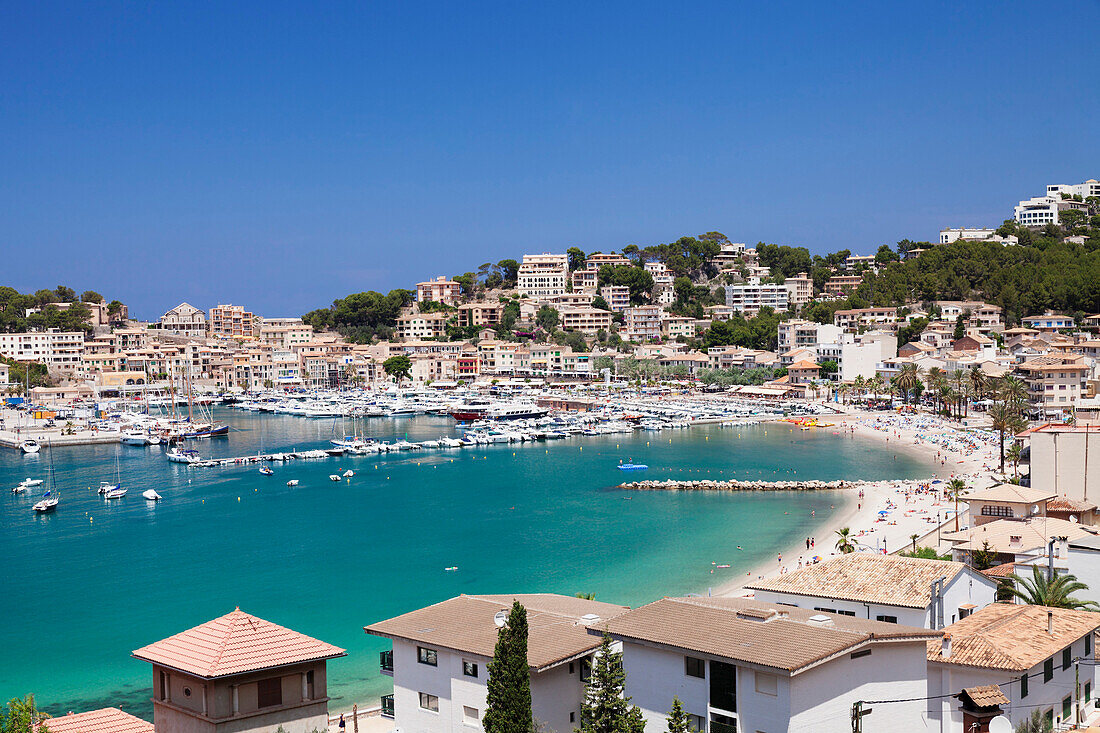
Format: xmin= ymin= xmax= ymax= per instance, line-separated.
xmin=714 ymin=410 xmax=999 ymax=597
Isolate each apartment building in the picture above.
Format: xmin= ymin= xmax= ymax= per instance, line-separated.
xmin=0 ymin=329 xmax=84 ymax=373
xmin=1015 ymin=181 xmax=1093 ymax=226
xmin=926 ymin=604 xmax=1100 ymax=732
xmin=1017 ymin=355 xmax=1088 ymax=419
xmin=559 ymin=306 xmax=613 ymax=335
xmin=940 ymin=228 xmax=995 ymax=244
xmin=599 ymin=285 xmax=631 ymax=312
xmin=159 ymin=302 xmax=207 ymax=338
xmin=777 ymin=320 xmax=842 ymax=354
xmin=457 ymin=302 xmax=504 ymax=328
xmin=571 ymin=253 xmax=631 ymax=293
xmin=624 ymin=306 xmax=662 ymax=341
xmin=416 ymin=276 xmax=462 ymax=305
xmin=661 ymin=315 xmax=696 ymax=339
xmin=824 ymin=274 xmax=864 ymax=294
xmin=725 ymin=278 xmax=790 ymax=315
xmin=784 ymin=272 xmax=813 ymax=306
xmin=713 ymin=241 xmax=747 ymax=270
xmin=746 ymin=554 xmax=997 ymax=630
xmin=845 ymin=254 xmax=875 ymax=270
xmin=366 ymin=594 xmax=628 ymax=733
xmin=396 ymin=312 xmax=450 ymax=341
xmin=208 ymin=304 xmax=258 ymax=340
xmin=1022 ymin=312 xmax=1075 ymax=331
xmin=815 ymin=331 xmax=898 ymax=382
xmin=259 ymin=319 xmax=314 ymax=349
xmin=606 ymin=596 xmax=938 ymax=733
xmin=936 ymin=301 xmax=1004 ymax=332
xmin=833 ymin=307 xmax=897 ymax=331
xmin=517 ymin=253 xmax=569 ymax=300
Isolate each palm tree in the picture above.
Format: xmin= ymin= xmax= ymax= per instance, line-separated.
xmin=969 ymin=364 xmax=986 ymax=401
xmin=910 ymin=533 xmax=919 ymax=553
xmin=1005 ymin=566 xmax=1098 ymax=610
xmin=990 ymin=404 xmax=1027 ymax=474
xmin=1006 ymin=443 xmax=1023 ymax=480
xmin=897 ymin=363 xmax=920 ymax=404
xmin=835 ymin=527 xmax=856 ymax=554
xmin=853 ymin=375 xmax=866 ymax=403
xmin=999 ymin=375 xmax=1028 ymax=413
xmin=946 ymin=478 xmax=967 ymax=531
xmin=952 ymin=371 xmax=967 ymax=418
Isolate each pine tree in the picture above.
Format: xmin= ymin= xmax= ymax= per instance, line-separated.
xmin=483 ymin=601 xmax=533 ymax=733
xmin=666 ymin=697 xmax=689 ymax=733
xmin=578 ymin=633 xmax=646 ymax=733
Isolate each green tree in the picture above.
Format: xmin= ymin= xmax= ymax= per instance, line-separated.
xmin=498 ymin=259 xmax=520 ymax=287
xmin=971 ymin=541 xmax=996 ymax=571
xmin=665 ymin=697 xmax=689 ymax=733
xmin=80 ymin=290 xmax=104 ymax=304
xmin=989 ymin=404 xmax=1026 ymax=474
xmin=2 ymin=694 xmax=50 ymax=733
xmin=382 ymin=355 xmax=412 ymax=383
xmin=1005 ymin=566 xmax=1098 ymax=610
xmin=536 ymin=306 xmax=559 ymax=332
xmin=945 ymin=478 xmax=967 ymax=532
xmin=578 ymin=633 xmax=646 ymax=733
xmin=1014 ymin=709 xmax=1052 ymax=733
xmin=592 ymin=295 xmax=611 ymax=311
xmin=834 ymin=527 xmax=855 ymax=553
xmin=483 ymin=601 xmax=532 ymax=733
xmin=568 ymin=247 xmax=587 ymax=272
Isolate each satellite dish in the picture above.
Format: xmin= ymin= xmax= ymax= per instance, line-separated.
xmin=1071 ymin=515 xmax=1079 ymax=523
xmin=988 ymin=715 xmax=1011 ymax=733
xmin=1032 ymin=504 xmax=1039 ymax=515
xmin=493 ymin=611 xmax=508 ymax=628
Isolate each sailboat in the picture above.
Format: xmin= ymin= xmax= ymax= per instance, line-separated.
xmin=33 ymin=442 xmax=60 ymax=512
xmin=99 ymin=454 xmax=127 ymax=498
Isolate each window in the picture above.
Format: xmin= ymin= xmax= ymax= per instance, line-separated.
xmin=687 ymin=714 xmax=706 ymax=732
xmin=570 ymin=712 xmax=575 ymax=723
xmin=1088 ymin=633 xmax=1093 ymax=657
xmin=875 ymin=615 xmax=898 ymax=624
xmin=1045 ymin=658 xmax=1054 ymax=682
xmin=709 ymin=661 xmax=737 ymax=713
xmin=685 ymin=656 xmax=706 ymax=679
xmin=463 ymin=660 xmax=479 ymax=678
xmin=981 ymin=505 xmax=1013 ymax=518
xmin=419 ymin=692 xmax=439 ymax=712
xmin=418 ymin=647 xmax=438 ymax=666
xmin=580 ymin=658 xmax=592 ymax=682
xmin=1086 ymin=682 xmax=1092 ymax=703
xmin=463 ymin=706 xmax=479 ymax=724
xmin=1021 ymin=673 xmax=1028 ymax=698
xmin=754 ymin=671 xmax=777 ymax=696
xmin=1064 ymin=647 xmax=1072 ymax=670
xmin=1063 ymin=695 xmax=1072 ymax=720
xmin=850 ymin=648 xmax=872 ymax=660
xmin=257 ymin=677 xmax=282 ymax=708
xmin=158 ymin=671 xmax=168 ymax=701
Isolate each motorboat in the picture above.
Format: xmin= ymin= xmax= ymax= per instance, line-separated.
xmin=259 ymin=466 xmax=274 ymax=476
xmin=342 ymin=469 xmax=354 ymax=478
xmin=33 ymin=492 xmax=58 ymax=513
xmin=13 ymin=478 xmax=44 ymax=493
xmin=121 ymin=429 xmax=152 ymax=446
xmin=329 ymin=474 xmax=341 ymax=482
xmin=143 ymin=490 xmax=162 ymax=501
xmin=286 ymin=479 xmax=299 ymax=487
xmin=167 ymin=448 xmax=201 ymax=464
xmin=617 ymin=463 xmax=648 ymax=471
xmin=485 ymin=404 xmax=548 ymax=421
xmin=20 ymin=439 xmax=41 ymax=454
xmin=447 ymin=399 xmax=493 ymax=422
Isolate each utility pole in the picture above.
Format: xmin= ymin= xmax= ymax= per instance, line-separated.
xmin=851 ymin=701 xmax=871 ymax=733
xmin=1076 ymin=658 xmax=1081 ymax=730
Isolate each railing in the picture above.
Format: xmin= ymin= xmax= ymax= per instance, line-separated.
xmin=709 ymin=720 xmax=737 ymax=733
xmin=379 ymin=649 xmax=393 ymax=673
xmin=381 ymin=694 xmax=394 ymax=718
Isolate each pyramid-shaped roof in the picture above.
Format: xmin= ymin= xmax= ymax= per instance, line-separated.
xmin=132 ymin=608 xmax=345 ymax=678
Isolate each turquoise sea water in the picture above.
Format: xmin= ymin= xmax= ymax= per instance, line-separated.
xmin=0 ymin=410 xmax=930 ymax=718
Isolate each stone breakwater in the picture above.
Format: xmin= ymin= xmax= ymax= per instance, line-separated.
xmin=619 ymin=478 xmax=879 ymax=491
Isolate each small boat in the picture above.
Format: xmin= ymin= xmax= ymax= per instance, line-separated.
xmin=286 ymin=480 xmax=299 ymax=487
xmin=342 ymin=469 xmax=354 ymax=478
xmin=143 ymin=490 xmax=162 ymax=501
xmin=617 ymin=463 xmax=648 ymax=471
xmin=167 ymin=448 xmax=201 ymax=464
xmin=98 ymin=481 xmax=119 ymax=495
xmin=121 ymin=429 xmax=152 ymax=446
xmin=259 ymin=466 xmax=274 ymax=476
xmin=13 ymin=478 xmax=43 ymax=493
xmin=329 ymin=474 xmax=341 ymax=482
xmin=444 ymin=566 xmax=458 ymax=572
xmin=33 ymin=492 xmax=58 ymax=513
xmin=20 ymin=439 xmax=41 ymax=454
xmin=103 ymin=487 xmax=127 ymax=499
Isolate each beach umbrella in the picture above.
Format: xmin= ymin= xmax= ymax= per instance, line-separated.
xmin=878 ymin=510 xmax=889 ymax=515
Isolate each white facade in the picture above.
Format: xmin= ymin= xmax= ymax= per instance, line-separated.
xmin=518 ymin=254 xmax=569 ymax=300
xmin=1015 ymin=191 xmax=1090 ymax=226
xmin=750 ymin=567 xmax=997 ymax=629
xmin=624 ymin=306 xmax=662 ymax=341
xmin=940 ymin=228 xmax=996 ymax=244
xmin=815 ymin=331 xmax=898 ymax=382
xmin=0 ymin=330 xmax=85 ymax=372
xmin=622 ymin=633 xmax=929 ymax=733
xmin=777 ymin=320 xmax=842 ymax=355
xmin=725 ymin=279 xmax=790 ymax=315
xmin=599 ymin=285 xmax=630 ymax=312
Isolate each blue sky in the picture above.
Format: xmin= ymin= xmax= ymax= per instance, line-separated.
xmin=2 ymin=1 xmax=1097 ymax=319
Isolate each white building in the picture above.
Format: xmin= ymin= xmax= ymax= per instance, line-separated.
xmin=623 ymin=306 xmax=662 ymax=341
xmin=725 ymin=278 xmax=790 ymax=316
xmin=745 ymin=554 xmax=998 ymax=629
xmin=159 ymin=302 xmax=207 ymax=338
xmin=926 ymin=603 xmax=1100 ymax=732
xmin=1015 ymin=186 xmax=1092 ymax=227
xmin=366 ymin=593 xmax=628 ymax=733
xmin=0 ymin=329 xmax=85 ymax=373
xmin=604 ymin=596 xmax=938 ymax=733
xmin=518 ymin=254 xmax=569 ymax=300
xmin=815 ymin=330 xmax=898 ymax=382
xmin=940 ymin=228 xmax=996 ymax=244
xmin=777 ymin=320 xmax=842 ymax=355
xmin=599 ymin=285 xmax=630 ymax=313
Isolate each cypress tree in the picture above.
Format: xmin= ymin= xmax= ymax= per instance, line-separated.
xmin=483 ymin=601 xmax=532 ymax=733
xmin=578 ymin=633 xmax=646 ymax=733
xmin=666 ymin=697 xmax=689 ymax=733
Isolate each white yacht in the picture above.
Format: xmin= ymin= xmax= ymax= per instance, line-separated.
xmin=143 ymin=489 xmax=162 ymax=501
xmin=20 ymin=439 xmax=41 ymax=454
xmin=33 ymin=492 xmax=59 ymax=513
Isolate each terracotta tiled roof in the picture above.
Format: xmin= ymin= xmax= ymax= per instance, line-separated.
xmin=928 ymin=604 xmax=1100 ymax=671
xmin=132 ymin=608 xmax=345 ymax=679
xmin=788 ymin=359 xmax=821 ymax=370
xmin=981 ymin=563 xmax=1017 ymax=578
xmin=746 ymin=554 xmax=975 ymax=609
xmin=40 ymin=708 xmax=153 ymax=733
xmin=602 ymin=596 xmax=938 ymax=675
xmin=965 ymin=483 xmax=1055 ymax=504
xmin=365 ymin=594 xmax=629 ymax=672
xmin=942 ymin=517 xmax=1096 ymax=554
xmin=1046 ymin=496 xmax=1097 ymax=512
xmin=962 ymin=684 xmax=1010 ymax=708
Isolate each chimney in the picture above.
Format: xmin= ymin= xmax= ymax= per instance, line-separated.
xmin=941 ymin=633 xmax=951 ymax=659
xmin=1048 ymin=610 xmax=1054 ymax=636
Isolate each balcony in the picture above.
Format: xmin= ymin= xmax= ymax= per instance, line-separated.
xmin=379 ymin=649 xmax=393 ymax=674
xmin=381 ymin=694 xmax=394 ymax=718
xmin=710 ymin=718 xmax=738 ymax=733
